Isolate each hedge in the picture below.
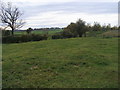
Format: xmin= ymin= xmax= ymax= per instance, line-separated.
xmin=2 ymin=34 xmax=48 ymax=43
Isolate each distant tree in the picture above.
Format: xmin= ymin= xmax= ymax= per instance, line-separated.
xmin=101 ymin=24 xmax=107 ymax=31
xmin=75 ymin=19 xmax=87 ymax=37
xmin=111 ymin=26 xmax=118 ymax=30
xmin=64 ymin=22 xmax=78 ymax=37
xmin=118 ymin=26 xmax=120 ymax=30
xmin=92 ymin=22 xmax=101 ymax=31
xmin=64 ymin=19 xmax=88 ymax=37
xmin=106 ymin=24 xmax=111 ymax=30
xmin=26 ymin=27 xmax=33 ymax=34
xmin=84 ymin=23 xmax=92 ymax=37
xmin=0 ymin=2 xmax=25 ymax=35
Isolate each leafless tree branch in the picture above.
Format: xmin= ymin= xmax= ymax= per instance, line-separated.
xmin=0 ymin=2 xmax=25 ymax=35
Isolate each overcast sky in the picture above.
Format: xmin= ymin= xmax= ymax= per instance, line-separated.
xmin=1 ymin=0 xmax=119 ymax=29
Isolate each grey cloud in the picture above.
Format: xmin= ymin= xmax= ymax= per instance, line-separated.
xmin=15 ymin=1 xmax=118 ymax=28
xmin=20 ymin=2 xmax=118 ymax=19
xmin=42 ymin=2 xmax=117 ymax=14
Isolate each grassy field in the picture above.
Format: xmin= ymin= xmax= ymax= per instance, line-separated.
xmin=14 ymin=29 xmax=63 ymax=35
xmin=102 ymin=30 xmax=120 ymax=37
xmin=14 ymin=29 xmax=119 ymax=38
xmin=2 ymin=37 xmax=118 ymax=88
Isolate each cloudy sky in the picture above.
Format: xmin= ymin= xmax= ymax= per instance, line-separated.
xmin=1 ymin=0 xmax=119 ymax=29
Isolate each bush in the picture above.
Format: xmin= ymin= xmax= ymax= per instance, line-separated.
xmin=2 ymin=34 xmax=48 ymax=43
xmin=62 ymin=30 xmax=77 ymax=38
xmin=64 ymin=19 xmax=88 ymax=37
xmin=52 ymin=33 xmax=64 ymax=39
xmin=92 ymin=22 xmax=102 ymax=31
xmin=2 ymin=30 xmax=11 ymax=36
xmin=20 ymin=35 xmax=32 ymax=42
xmin=31 ymin=34 xmax=48 ymax=41
xmin=26 ymin=28 xmax=33 ymax=34
xmin=2 ymin=36 xmax=21 ymax=43
xmin=52 ymin=30 xmax=78 ymax=40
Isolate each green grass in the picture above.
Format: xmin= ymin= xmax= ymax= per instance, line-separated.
xmin=2 ymin=37 xmax=118 ymax=88
xmin=15 ymin=29 xmax=63 ymax=35
xmin=86 ymin=30 xmax=119 ymax=38
xmin=86 ymin=30 xmax=107 ymax=37
xmin=102 ymin=30 xmax=120 ymax=37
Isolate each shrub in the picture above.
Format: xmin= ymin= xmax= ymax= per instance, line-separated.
xmin=62 ymin=30 xmax=77 ymax=38
xmin=52 ymin=30 xmax=78 ymax=40
xmin=64 ymin=19 xmax=88 ymax=37
xmin=92 ymin=22 xmax=102 ymax=31
xmin=31 ymin=34 xmax=48 ymax=41
xmin=26 ymin=28 xmax=33 ymax=34
xmin=52 ymin=33 xmax=64 ymax=39
xmin=2 ymin=36 xmax=21 ymax=43
xmin=2 ymin=30 xmax=11 ymax=36
xmin=2 ymin=34 xmax=48 ymax=43
xmin=20 ymin=34 xmax=32 ymax=42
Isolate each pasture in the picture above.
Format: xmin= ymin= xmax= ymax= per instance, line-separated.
xmin=2 ymin=37 xmax=118 ymax=88
xmin=14 ymin=29 xmax=63 ymax=35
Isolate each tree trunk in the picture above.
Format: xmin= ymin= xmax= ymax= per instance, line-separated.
xmin=11 ymin=28 xmax=14 ymax=36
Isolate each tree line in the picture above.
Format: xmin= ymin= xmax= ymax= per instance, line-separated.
xmin=0 ymin=2 xmax=119 ymax=36
xmin=52 ymin=19 xmax=119 ymax=39
xmin=0 ymin=2 xmax=120 ymax=43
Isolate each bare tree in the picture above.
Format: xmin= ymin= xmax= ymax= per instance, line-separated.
xmin=0 ymin=2 xmax=25 ymax=35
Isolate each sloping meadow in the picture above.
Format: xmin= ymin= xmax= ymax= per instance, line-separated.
xmin=2 ymin=37 xmax=118 ymax=88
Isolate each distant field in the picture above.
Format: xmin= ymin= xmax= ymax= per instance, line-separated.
xmin=86 ymin=30 xmax=119 ymax=37
xmin=102 ymin=30 xmax=120 ymax=37
xmin=14 ymin=29 xmax=63 ymax=35
xmin=2 ymin=37 xmax=118 ymax=88
xmin=14 ymin=30 xmax=119 ymax=38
